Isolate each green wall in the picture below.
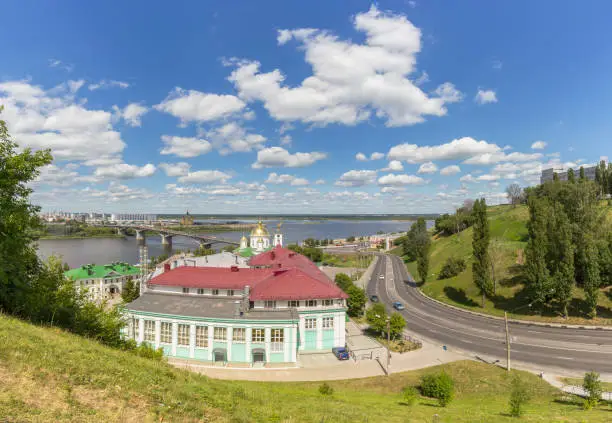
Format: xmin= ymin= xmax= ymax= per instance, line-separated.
xmin=304 ymin=330 xmax=317 ymax=350
xmin=322 ymin=330 xmax=335 ymax=349
xmin=194 ymin=348 xmax=208 ymax=360
xmin=175 ymin=346 xmax=189 ymax=358
xmin=270 ymin=352 xmax=284 ymax=363
xmin=232 ymin=343 xmax=246 ymax=362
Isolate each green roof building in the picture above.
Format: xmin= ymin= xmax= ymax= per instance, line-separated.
xmin=65 ymin=263 xmax=140 ymax=302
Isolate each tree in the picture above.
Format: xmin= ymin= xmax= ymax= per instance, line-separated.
xmin=582 ymin=236 xmax=601 ymax=319
xmin=489 ymin=239 xmax=505 ymax=295
xmin=579 ymin=166 xmax=586 ymax=181
xmin=547 ymin=203 xmax=574 ymax=318
xmin=389 ymin=312 xmax=406 ymax=339
xmin=472 ymin=199 xmax=492 ymax=307
xmin=421 ymin=372 xmax=454 ymax=407
xmin=346 ymin=236 xmax=356 ymax=243
xmin=582 ymin=371 xmax=602 ymax=410
xmin=0 ymin=108 xmax=53 ymax=315
xmin=508 ymin=376 xmax=531 ymax=417
xmin=524 ymin=197 xmax=552 ymax=308
xmin=505 ymin=183 xmax=523 ymax=207
xmin=346 ymin=285 xmax=367 ymax=317
xmin=121 ymin=277 xmax=140 ymax=303
xmin=567 ymin=167 xmax=576 ymax=183
xmin=334 ymin=273 xmax=353 ymax=292
xmin=366 ymin=303 xmax=387 ymax=334
xmin=413 ymin=218 xmax=431 ymax=283
xmin=303 ymin=238 xmax=316 ymax=248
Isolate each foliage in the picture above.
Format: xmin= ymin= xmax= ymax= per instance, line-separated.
xmin=334 ymin=273 xmax=353 ymax=292
xmin=366 ymin=303 xmax=388 ymax=334
xmin=193 ymin=246 xmax=215 ymax=256
xmin=509 ymin=376 xmax=531 ymax=417
xmin=582 ymin=371 xmax=602 ymax=410
xmin=401 ymin=386 xmax=419 ymax=406
xmin=286 ymin=244 xmax=323 ymax=262
xmin=438 ymin=257 xmax=467 ymax=280
xmin=420 ymin=371 xmax=454 ymax=407
xmin=121 ymin=277 xmax=140 ymax=303
xmin=346 ymin=285 xmax=367 ymax=317
xmin=415 ymin=218 xmax=431 ymax=283
xmin=318 ymin=382 xmax=334 ymax=396
xmin=506 ymin=184 xmax=524 ymax=207
xmin=524 ymin=197 xmax=553 ymax=308
xmin=389 ymin=312 xmax=406 ymax=339
xmin=434 ymin=210 xmax=474 ymax=236
xmin=472 ymin=198 xmax=492 ymax=307
xmin=129 ymin=341 xmax=164 ymax=360
xmin=346 ymin=236 xmax=356 ymax=242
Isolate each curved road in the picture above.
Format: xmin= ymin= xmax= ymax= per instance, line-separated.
xmin=368 ymin=254 xmax=612 ymax=373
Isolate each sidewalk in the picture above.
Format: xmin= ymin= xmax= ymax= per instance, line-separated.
xmin=542 ymin=373 xmax=612 ymax=400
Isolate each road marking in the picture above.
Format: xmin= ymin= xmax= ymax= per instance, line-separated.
xmin=555 ymin=356 xmax=576 ymax=360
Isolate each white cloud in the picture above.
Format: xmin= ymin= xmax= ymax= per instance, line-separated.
xmin=440 ymin=165 xmax=461 ymax=175
xmin=335 ymin=170 xmax=378 ymax=187
xmin=382 ymin=160 xmax=404 ymax=172
xmin=159 ymin=162 xmax=191 ymax=177
xmin=252 ymin=147 xmax=327 ymax=168
xmin=155 ymin=87 xmax=246 ymax=124
xmin=356 ymin=152 xmax=368 ymax=161
xmin=388 ymin=137 xmax=500 ymax=163
xmin=463 ymin=151 xmax=542 ymax=165
xmin=475 ymin=89 xmax=498 ymax=105
xmin=417 ymin=161 xmax=438 ymax=174
xmin=178 ymin=170 xmax=232 ymax=184
xmin=34 ymin=164 xmax=80 ymax=186
xmin=160 ymin=135 xmax=212 ymax=158
xmin=204 ymin=122 xmax=266 ymax=154
xmin=88 ymin=80 xmax=130 ymax=91
xmin=381 ymin=186 xmax=406 ymax=193
xmin=531 ymin=141 xmax=547 ymax=150
xmin=94 ymin=163 xmax=156 ymax=180
xmin=370 ymin=152 xmax=384 ymax=160
xmin=266 ymin=172 xmax=310 ymax=186
xmin=67 ymin=80 xmax=85 ymax=93
xmin=377 ymin=173 xmax=426 ymax=186
xmin=315 ymin=179 xmax=326 ymax=185
xmin=459 ymin=174 xmax=476 ymax=183
xmin=476 ymin=174 xmax=500 ymax=181
xmin=49 ymin=59 xmax=74 ymax=72
xmin=117 ymin=103 xmax=148 ymax=127
xmin=280 ymin=134 xmax=292 ymax=146
xmin=229 ymin=6 xmax=462 ymax=127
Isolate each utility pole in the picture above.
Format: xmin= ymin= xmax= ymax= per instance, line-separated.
xmin=504 ymin=311 xmax=510 ymax=371
xmin=386 ymin=317 xmax=391 ymax=375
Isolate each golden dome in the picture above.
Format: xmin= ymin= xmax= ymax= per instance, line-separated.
xmin=250 ymin=220 xmax=270 ymax=237
xmin=240 ymin=235 xmax=248 ymax=241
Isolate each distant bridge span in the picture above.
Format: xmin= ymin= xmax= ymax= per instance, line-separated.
xmin=95 ymin=224 xmax=240 ymax=247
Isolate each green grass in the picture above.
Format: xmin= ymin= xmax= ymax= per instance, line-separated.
xmin=561 ymin=378 xmax=612 ymax=392
xmin=405 ymin=204 xmax=612 ymax=325
xmin=323 ymin=253 xmax=374 ymax=268
xmin=2 ymin=314 xmax=610 ymax=422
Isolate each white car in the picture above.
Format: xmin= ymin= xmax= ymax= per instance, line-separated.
xmin=379 ymin=274 xmax=384 ymax=279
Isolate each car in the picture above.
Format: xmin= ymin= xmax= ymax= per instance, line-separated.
xmin=392 ymin=301 xmax=405 ymax=310
xmin=370 ymin=295 xmax=379 ymax=303
xmin=379 ymin=274 xmax=385 ymax=279
xmin=332 ymin=347 xmax=350 ymax=360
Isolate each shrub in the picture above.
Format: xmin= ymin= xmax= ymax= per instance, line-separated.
xmin=401 ymin=386 xmax=419 ymax=406
xmin=421 ymin=371 xmax=454 ymax=407
xmin=582 ymin=371 xmax=602 ymax=410
xmin=509 ymin=376 xmax=531 ymax=417
xmin=131 ymin=342 xmax=164 ymax=360
xmin=319 ymin=382 xmax=334 ymax=396
xmin=438 ymin=257 xmax=467 ymax=280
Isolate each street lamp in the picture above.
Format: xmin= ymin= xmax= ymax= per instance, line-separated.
xmin=375 ymin=314 xmax=391 ymax=376
xmin=503 ymin=303 xmax=532 ymax=372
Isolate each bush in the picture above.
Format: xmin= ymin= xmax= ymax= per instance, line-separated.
xmin=132 ymin=342 xmax=164 ymax=360
xmin=583 ymin=371 xmax=602 ymax=410
xmin=438 ymin=257 xmax=467 ymax=280
xmin=509 ymin=376 xmax=531 ymax=417
xmin=319 ymin=382 xmax=334 ymax=396
xmin=421 ymin=371 xmax=454 ymax=407
xmin=401 ymin=386 xmax=419 ymax=406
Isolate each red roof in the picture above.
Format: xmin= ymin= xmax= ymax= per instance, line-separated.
xmin=149 ymin=266 xmax=273 ymax=289
xmin=250 ymin=267 xmax=348 ymax=301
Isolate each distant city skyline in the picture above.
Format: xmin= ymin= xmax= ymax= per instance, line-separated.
xmin=2 ymin=1 xmax=611 ymax=213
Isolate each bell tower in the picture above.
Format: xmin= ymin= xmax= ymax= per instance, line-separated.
xmin=274 ymin=222 xmax=283 ymax=247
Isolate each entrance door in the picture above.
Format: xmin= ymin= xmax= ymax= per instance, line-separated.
xmin=213 ymin=349 xmax=226 ymax=362
xmin=252 ymin=349 xmax=265 ymax=363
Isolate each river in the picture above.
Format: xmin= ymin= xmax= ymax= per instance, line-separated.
xmin=37 ymin=219 xmax=421 ymax=267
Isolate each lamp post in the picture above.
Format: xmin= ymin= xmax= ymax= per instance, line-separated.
xmin=504 ymin=302 xmax=533 ymax=372
xmin=376 ymin=314 xmax=391 ymax=376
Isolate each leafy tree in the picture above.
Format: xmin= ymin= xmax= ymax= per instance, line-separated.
xmin=366 ymin=303 xmax=388 ymax=334
xmin=472 ymin=199 xmax=492 ymax=307
xmin=346 ymin=285 xmax=367 ymax=317
xmin=509 ymin=376 xmax=531 ymax=417
xmin=389 ymin=312 xmax=406 ymax=339
xmin=438 ymin=257 xmax=467 ymax=280
xmin=579 ymin=166 xmax=586 ymax=181
xmin=582 ymin=371 xmax=602 ymax=410
xmin=567 ymin=167 xmax=576 ymax=183
xmin=524 ymin=197 xmax=552 ymax=308
xmin=334 ymin=273 xmax=353 ymax=292
xmin=121 ymin=277 xmax=140 ymax=303
xmin=582 ymin=237 xmax=601 ymax=318
xmin=303 ymin=238 xmax=317 ymax=248
xmin=489 ymin=239 xmax=505 ymax=295
xmin=346 ymin=236 xmax=356 ymax=242
xmin=414 ymin=218 xmax=430 ymax=283
xmin=505 ymin=183 xmax=523 ymax=207
xmin=547 ymin=203 xmax=574 ymax=318
xmin=421 ymin=371 xmax=454 ymax=407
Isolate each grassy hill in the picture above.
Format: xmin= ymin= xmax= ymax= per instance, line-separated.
xmin=1 ymin=314 xmax=610 ymax=422
xmin=402 ymin=204 xmax=612 ymax=325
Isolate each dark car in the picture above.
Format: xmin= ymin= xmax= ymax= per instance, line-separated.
xmin=370 ymin=295 xmax=379 ymax=303
xmin=392 ymin=301 xmax=405 ymax=310
xmin=332 ymin=347 xmax=350 ymax=360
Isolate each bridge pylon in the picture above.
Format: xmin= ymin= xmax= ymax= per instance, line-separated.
xmin=160 ymin=233 xmax=173 ymax=247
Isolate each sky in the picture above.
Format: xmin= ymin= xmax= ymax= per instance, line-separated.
xmin=1 ymin=0 xmax=611 ymax=214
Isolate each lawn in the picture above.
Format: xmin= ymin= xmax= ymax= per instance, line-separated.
xmin=405 ymin=204 xmax=612 ymax=325
xmin=323 ymin=252 xmax=374 ymax=269
xmin=561 ymin=378 xmax=612 ymax=392
xmin=1 ymin=314 xmax=610 ymax=422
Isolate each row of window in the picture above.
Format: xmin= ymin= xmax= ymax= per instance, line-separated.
xmin=137 ymin=321 xmax=285 ymax=349
xmin=304 ymin=317 xmax=334 ymax=330
xmin=182 ymin=288 xmax=237 ymax=296
xmin=80 ymin=277 xmax=126 ymax=286
xmin=267 ymin=299 xmax=338 ymax=308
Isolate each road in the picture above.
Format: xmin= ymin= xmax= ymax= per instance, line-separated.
xmin=368 ymin=254 xmax=612 ymax=373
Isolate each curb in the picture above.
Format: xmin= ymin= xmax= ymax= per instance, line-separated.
xmin=390 ymin=254 xmax=612 ymax=331
xmin=356 ymin=255 xmax=379 ymax=290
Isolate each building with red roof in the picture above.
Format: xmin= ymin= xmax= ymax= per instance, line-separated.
xmin=125 ymin=246 xmax=348 ymax=367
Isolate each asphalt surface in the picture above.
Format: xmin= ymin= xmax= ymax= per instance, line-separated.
xmin=368 ymin=254 xmax=612 ymax=373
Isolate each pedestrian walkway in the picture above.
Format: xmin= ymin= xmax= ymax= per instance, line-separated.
xmin=542 ymin=373 xmax=612 ymax=400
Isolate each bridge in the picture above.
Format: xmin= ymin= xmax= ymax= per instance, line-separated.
xmin=95 ymin=224 xmax=240 ymax=248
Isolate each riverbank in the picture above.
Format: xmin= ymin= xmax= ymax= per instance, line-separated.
xmin=39 ymin=234 xmax=126 ymax=240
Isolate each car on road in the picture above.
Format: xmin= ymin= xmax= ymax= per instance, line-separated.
xmin=379 ymin=274 xmax=385 ymax=279
xmin=392 ymin=301 xmax=405 ymax=310
xmin=369 ymin=295 xmax=379 ymax=303
xmin=332 ymin=347 xmax=350 ymax=360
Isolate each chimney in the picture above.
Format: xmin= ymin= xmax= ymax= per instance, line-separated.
xmin=242 ymin=285 xmax=250 ymax=312
xmin=271 ymin=251 xmax=276 ymax=260
xmin=230 ymin=265 xmax=239 ymax=272
xmin=164 ymin=263 xmax=171 ymax=273
xmin=234 ymin=300 xmax=241 ymax=318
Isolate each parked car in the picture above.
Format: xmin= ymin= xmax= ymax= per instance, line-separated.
xmin=332 ymin=347 xmax=350 ymax=360
xmin=392 ymin=301 xmax=405 ymax=310
xmin=370 ymin=295 xmax=379 ymax=303
xmin=379 ymin=274 xmax=385 ymax=279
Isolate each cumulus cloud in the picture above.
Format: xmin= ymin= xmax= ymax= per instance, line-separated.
xmin=463 ymin=151 xmax=542 ymax=165
xmin=33 ymin=164 xmax=80 ymax=186
xmin=155 ymin=87 xmax=246 ymax=124
xmin=335 ymin=170 xmax=378 ymax=187
xmin=474 ymin=89 xmax=498 ymax=104
xmin=159 ymin=162 xmax=191 ymax=177
xmin=377 ymin=173 xmax=426 ymax=186
xmin=440 ymin=165 xmax=461 ymax=175
xmin=417 ymin=161 xmax=438 ymax=174
xmin=531 ymin=141 xmax=547 ymax=150
xmin=315 ymin=179 xmax=326 ymax=185
xmin=388 ymin=137 xmax=500 ymax=163
xmin=228 ymin=6 xmax=462 ymax=127
xmin=252 ymin=147 xmax=327 ymax=168
xmin=459 ymin=174 xmax=476 ymax=183
xmin=370 ymin=152 xmax=384 ymax=160
xmin=266 ymin=172 xmax=309 ymax=186
xmin=94 ymin=163 xmax=156 ymax=180
xmin=356 ymin=152 xmax=368 ymax=161
xmin=115 ymin=103 xmax=148 ymax=127
xmin=382 ymin=160 xmax=404 ymax=172
xmin=205 ymin=122 xmax=266 ymax=154
xmin=160 ymin=135 xmax=212 ymax=158
xmin=178 ymin=170 xmax=232 ymax=184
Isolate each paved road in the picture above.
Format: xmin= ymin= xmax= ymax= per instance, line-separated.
xmin=368 ymin=254 xmax=612 ymax=373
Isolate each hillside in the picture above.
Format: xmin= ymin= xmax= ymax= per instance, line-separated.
xmin=1 ymin=314 xmax=610 ymax=422
xmin=403 ymin=204 xmax=612 ymax=325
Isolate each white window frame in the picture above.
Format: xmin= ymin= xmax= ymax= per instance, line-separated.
xmin=144 ymin=320 xmax=155 ymax=342
xmin=182 ymin=287 xmax=189 ymax=294
xmin=177 ymin=324 xmax=190 ymax=346
xmin=306 ymin=300 xmax=317 ymax=307
xmin=270 ymin=329 xmax=284 ymax=352
xmin=305 ymin=318 xmax=317 ymax=330
xmin=212 ymin=289 xmax=219 ymax=296
xmin=252 ymin=328 xmax=265 ymax=343
xmin=133 ymin=318 xmax=140 ymax=340
xmin=197 ymin=288 xmax=205 ymax=295
xmin=160 ymin=322 xmax=172 ymax=344
xmin=195 ymin=326 xmax=208 ymax=348
xmin=233 ymin=327 xmax=246 ymax=342
xmin=322 ymin=317 xmax=334 ymax=329
xmin=214 ymin=327 xmax=227 ymax=341
xmin=264 ymin=300 xmax=276 ymax=309
xmin=288 ymin=300 xmax=300 ymax=307
xmin=323 ymin=299 xmax=333 ymax=306
xmin=227 ymin=289 xmax=234 ymax=296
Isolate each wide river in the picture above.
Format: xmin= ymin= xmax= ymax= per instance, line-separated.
xmin=37 ymin=219 xmax=420 ymax=267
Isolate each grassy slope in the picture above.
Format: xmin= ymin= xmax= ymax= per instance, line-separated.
xmin=405 ymin=204 xmax=612 ymax=325
xmin=1 ymin=315 xmax=610 ymax=422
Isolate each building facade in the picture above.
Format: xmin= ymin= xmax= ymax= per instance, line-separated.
xmin=65 ymin=263 xmax=140 ymax=302
xmin=540 ymin=165 xmax=597 ymax=184
xmin=124 ymin=231 xmax=347 ymax=366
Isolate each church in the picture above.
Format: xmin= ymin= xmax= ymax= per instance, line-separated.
xmin=124 ymin=220 xmax=348 ymax=367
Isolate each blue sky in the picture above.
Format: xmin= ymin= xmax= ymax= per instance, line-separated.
xmin=1 ymin=0 xmax=610 ymax=214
